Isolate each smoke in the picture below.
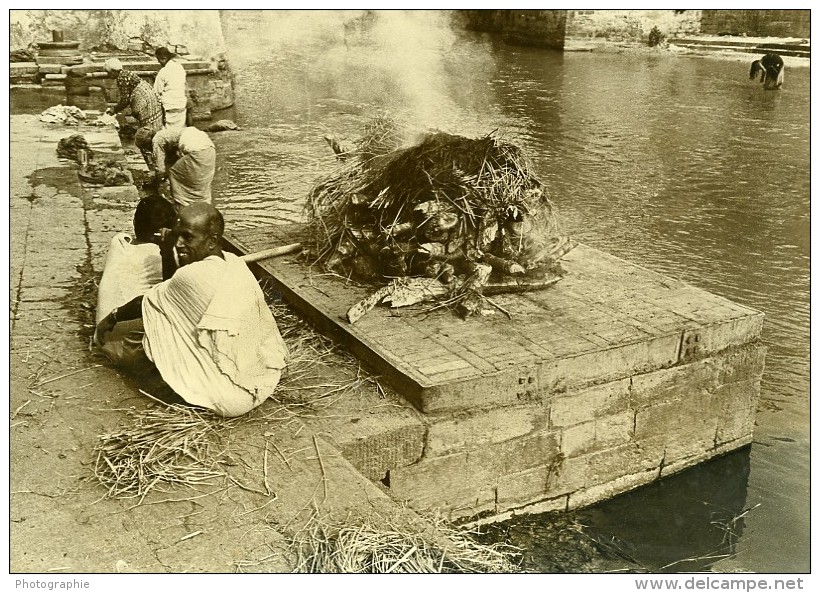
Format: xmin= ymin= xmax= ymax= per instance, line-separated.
xmin=347 ymin=11 xmax=459 ymax=128
xmin=223 ymin=10 xmax=496 ymax=134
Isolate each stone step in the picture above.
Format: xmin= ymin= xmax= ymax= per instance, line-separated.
xmin=35 ymin=55 xmax=83 ymax=65
xmin=672 ymin=42 xmax=809 ymax=58
xmin=10 ymin=62 xmax=38 ymax=75
xmin=671 ymin=37 xmax=810 ymax=58
xmin=88 ymin=56 xmax=211 ymax=70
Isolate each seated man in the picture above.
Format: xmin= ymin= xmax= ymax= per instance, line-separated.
xmin=136 ymin=126 xmax=216 ymax=209
xmin=95 ymin=203 xmax=288 ymax=417
xmin=95 ymin=196 xmax=176 ymax=368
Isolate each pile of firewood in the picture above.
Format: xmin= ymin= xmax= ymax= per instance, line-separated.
xmin=306 ymin=117 xmax=575 ymax=321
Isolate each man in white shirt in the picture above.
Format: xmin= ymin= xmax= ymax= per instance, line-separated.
xmin=154 ymin=47 xmax=187 ymax=130
xmin=136 ymin=126 xmax=216 ymax=209
xmin=95 ymin=203 xmax=289 ymax=417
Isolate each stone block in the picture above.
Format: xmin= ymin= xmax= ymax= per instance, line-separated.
xmin=541 ymin=333 xmax=682 ymax=395
xmin=391 ymin=430 xmax=560 ymax=514
xmin=630 ymin=356 xmax=721 ymax=409
xmin=550 ymin=377 xmax=630 ymax=427
xmin=36 ymin=55 xmax=82 ymax=65
xmin=635 ymin=390 xmax=720 ymax=463
xmin=584 ymin=441 xmax=665 ymax=486
xmin=44 ymin=73 xmax=67 ymax=80
xmin=467 ymin=430 xmax=561 ymax=482
xmin=594 ymin=410 xmax=635 ymax=450
xmin=546 ymin=453 xmax=587 ymax=496
xmin=421 ymin=362 xmax=543 ymax=413
xmin=472 ymin=495 xmax=568 ymax=526
xmin=340 ymin=423 xmax=425 ymax=483
xmin=69 ymin=63 xmax=105 ymax=75
xmin=424 ymin=404 xmax=547 ymax=457
xmin=719 ymin=344 xmax=767 ymax=385
xmin=660 ymin=448 xmax=719 ymax=478
xmin=568 ymin=467 xmax=660 ymax=510
xmin=560 ymin=420 xmax=596 ymax=457
xmin=11 ymin=63 xmax=39 ymax=75
xmin=711 ymin=436 xmax=753 ymax=459
xmin=389 ymin=451 xmax=497 ymax=517
xmin=124 ymin=61 xmax=160 ymax=73
xmin=38 ymin=64 xmax=65 ymax=74
xmin=182 ymin=60 xmax=212 ymax=70
xmin=689 ymin=314 xmax=765 ymax=359
xmin=496 ymin=465 xmax=550 ymax=511
xmin=714 ymin=378 xmax=761 ymax=445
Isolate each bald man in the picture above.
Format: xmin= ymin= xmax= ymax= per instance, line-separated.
xmin=95 ymin=204 xmax=289 ymax=416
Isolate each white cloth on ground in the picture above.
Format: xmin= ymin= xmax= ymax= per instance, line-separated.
xmin=141 ymin=252 xmax=288 ymax=417
xmin=95 ymin=233 xmax=163 ymax=365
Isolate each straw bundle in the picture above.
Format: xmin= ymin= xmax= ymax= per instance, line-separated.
xmin=306 ymin=126 xmax=555 ymax=271
xmin=290 ymin=515 xmax=520 ymax=573
xmin=92 ymin=404 xmax=232 ymax=501
xmin=305 ymin=118 xmax=571 ymax=319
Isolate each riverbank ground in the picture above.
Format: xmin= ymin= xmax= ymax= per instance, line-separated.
xmin=8 ymin=115 xmax=484 ymax=573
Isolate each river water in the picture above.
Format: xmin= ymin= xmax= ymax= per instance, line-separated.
xmin=211 ymin=11 xmax=809 ymax=573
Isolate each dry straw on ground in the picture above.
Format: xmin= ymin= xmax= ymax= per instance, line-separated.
xmin=91 ymin=296 xmax=379 ymax=501
xmin=92 ymin=403 xmax=233 ymax=503
xmin=289 ymin=512 xmax=520 ymax=573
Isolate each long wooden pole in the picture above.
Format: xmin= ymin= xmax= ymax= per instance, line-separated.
xmin=239 ymin=242 xmax=302 ymax=263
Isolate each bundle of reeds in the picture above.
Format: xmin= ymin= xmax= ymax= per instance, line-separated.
xmin=305 ymin=118 xmax=572 ymax=321
xmin=92 ymin=404 xmax=232 ymax=501
xmin=306 ymin=125 xmax=553 ymax=273
xmin=290 ymin=515 xmax=520 ymax=573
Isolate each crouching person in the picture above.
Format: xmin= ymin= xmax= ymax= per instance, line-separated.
xmin=95 ymin=203 xmax=289 ymax=417
xmin=95 ymin=196 xmax=176 ymax=368
xmin=136 ymin=125 xmax=216 ymax=209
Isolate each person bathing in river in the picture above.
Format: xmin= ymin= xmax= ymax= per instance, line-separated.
xmin=95 ymin=203 xmax=289 ymax=417
xmin=103 ymin=58 xmax=164 ymax=168
xmin=136 ymin=126 xmax=216 ymax=209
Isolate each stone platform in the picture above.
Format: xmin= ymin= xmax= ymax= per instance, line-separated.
xmin=225 ymin=225 xmax=766 ymax=521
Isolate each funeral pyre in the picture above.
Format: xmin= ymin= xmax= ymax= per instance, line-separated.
xmin=306 ymin=118 xmax=576 ymax=322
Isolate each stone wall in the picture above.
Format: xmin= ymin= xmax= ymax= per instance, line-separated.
xmin=460 ymin=10 xmax=566 ymax=49
xmin=10 ymin=10 xmax=227 ymax=60
xmin=390 ymin=341 xmax=765 ymax=521
xmin=11 ymin=57 xmax=233 ymax=119
xmin=700 ymin=10 xmax=810 ymax=39
xmin=10 ymin=10 xmax=233 ymax=117
xmin=565 ymin=9 xmax=702 ymax=48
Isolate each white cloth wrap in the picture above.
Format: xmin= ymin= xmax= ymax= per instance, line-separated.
xmin=142 ymin=253 xmax=288 ymax=416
